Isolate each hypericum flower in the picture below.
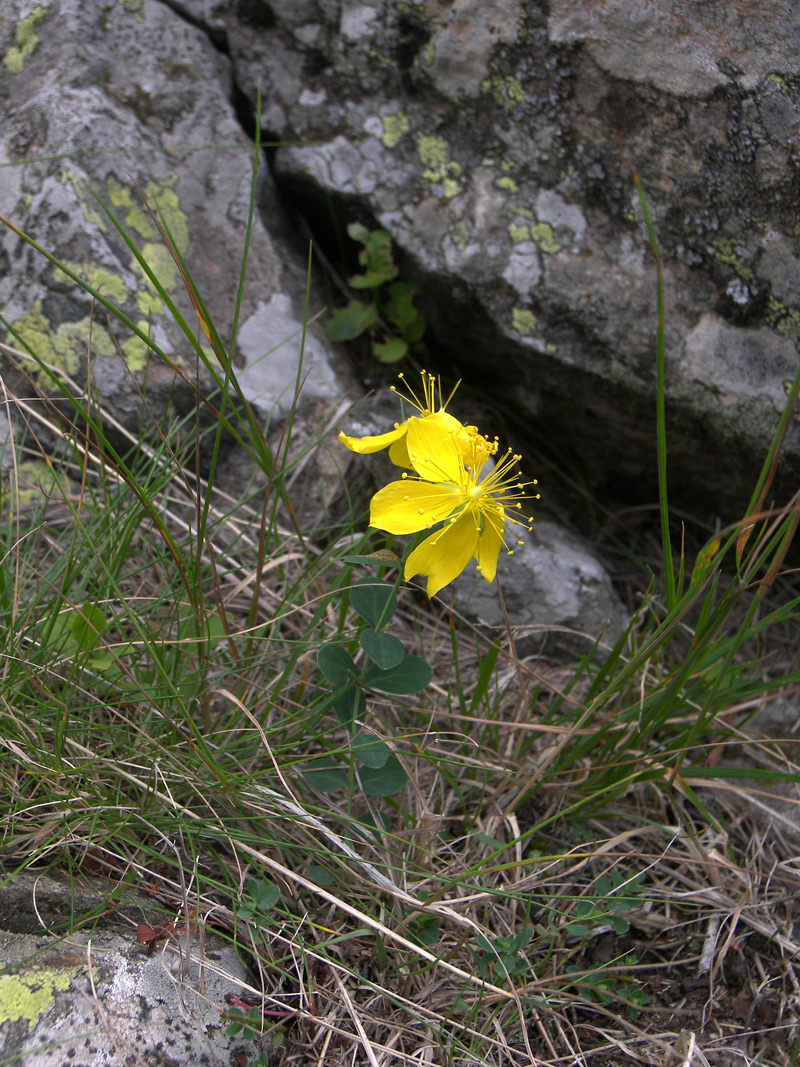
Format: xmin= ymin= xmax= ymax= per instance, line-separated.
xmin=338 ymin=370 xmax=496 ymax=468
xmin=369 ymin=418 xmax=539 ymax=597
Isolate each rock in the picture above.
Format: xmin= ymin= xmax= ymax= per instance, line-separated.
xmin=219 ymin=0 xmax=800 ymax=518
xmin=453 ymin=519 xmax=628 ymax=661
xmin=0 ymin=0 xmax=345 ymax=454
xmin=0 ymin=872 xmax=261 ymax=1066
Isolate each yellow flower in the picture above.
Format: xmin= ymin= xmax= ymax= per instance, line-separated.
xmin=338 ymin=370 xmax=495 ymax=468
xmin=369 ymin=418 xmax=538 ymax=597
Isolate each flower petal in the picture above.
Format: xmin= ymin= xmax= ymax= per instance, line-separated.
xmin=370 ymin=480 xmax=463 ymax=534
xmin=405 ymin=417 xmax=466 ymax=484
xmin=404 ymin=511 xmax=478 ymax=597
xmin=338 ymin=424 xmax=406 ymax=454
xmin=474 ymin=503 xmax=505 ymax=583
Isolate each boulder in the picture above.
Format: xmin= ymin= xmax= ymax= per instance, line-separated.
xmin=0 ymin=0 xmax=345 ymax=451
xmin=220 ymin=0 xmax=800 ymax=518
xmin=0 ymin=872 xmax=261 ymax=1066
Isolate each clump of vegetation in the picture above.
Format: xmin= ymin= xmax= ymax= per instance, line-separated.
xmin=326 ymin=222 xmax=427 ymax=363
xmin=0 ymin=138 xmax=799 ymax=1067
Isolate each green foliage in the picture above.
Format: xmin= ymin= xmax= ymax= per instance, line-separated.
xmin=565 ymin=870 xmax=646 ymax=940
xmin=326 ymin=223 xmax=427 ymax=364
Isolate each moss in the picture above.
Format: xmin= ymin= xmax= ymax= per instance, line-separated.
xmin=382 ymin=112 xmax=410 ymax=148
xmin=3 ymin=7 xmax=48 ymax=74
xmin=508 ymin=223 xmax=530 ymax=245
xmin=530 ymin=222 xmax=561 ymax=254
xmin=512 ymin=308 xmax=537 ymax=335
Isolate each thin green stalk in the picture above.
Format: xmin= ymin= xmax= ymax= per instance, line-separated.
xmin=635 ymin=175 xmax=675 ymax=610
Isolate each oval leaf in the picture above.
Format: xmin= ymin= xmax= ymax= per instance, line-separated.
xmin=304 ymin=758 xmax=348 ymax=792
xmin=359 ymin=755 xmax=408 ymax=797
xmin=333 ymin=685 xmax=366 ymax=730
xmin=360 ymin=629 xmax=405 ymax=669
xmin=365 ymin=655 xmax=433 ymax=694
xmin=351 ymin=734 xmax=391 ymax=769
xmin=350 ymin=577 xmax=396 ymax=630
xmin=317 ymin=645 xmax=356 ymax=685
xmin=373 ymin=337 xmax=408 ymax=364
xmin=326 ymin=301 xmax=377 ymax=342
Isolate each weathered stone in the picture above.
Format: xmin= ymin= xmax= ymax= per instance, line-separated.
xmin=454 ymin=519 xmax=628 ymax=661
xmin=0 ymin=0 xmax=344 ymax=450
xmin=0 ymin=873 xmax=259 ymax=1066
xmin=219 ymin=0 xmax=800 ymax=518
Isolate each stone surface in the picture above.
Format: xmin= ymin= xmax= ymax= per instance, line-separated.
xmin=453 ymin=519 xmax=628 ymax=660
xmin=217 ymin=0 xmax=800 ymax=518
xmin=0 ymin=0 xmax=344 ymax=447
xmin=0 ymin=873 xmax=260 ymax=1066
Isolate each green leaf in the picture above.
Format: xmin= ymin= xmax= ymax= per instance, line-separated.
xmin=366 ymin=655 xmax=433 ymax=694
xmin=407 ymin=913 xmax=441 ymax=948
xmin=351 ymin=734 xmax=391 ymax=768
xmin=326 ymin=301 xmax=377 ymax=341
xmin=340 ymin=551 xmax=402 ymax=568
xmin=372 ymin=337 xmax=408 ymax=364
xmin=360 ymin=628 xmax=405 ymax=669
xmin=245 ymin=876 xmax=280 ymax=913
xmin=347 ymin=221 xmax=371 ymax=244
xmin=358 ymin=754 xmax=408 ymax=796
xmin=72 ymin=602 xmax=108 ymax=651
xmin=308 ymin=864 xmax=337 ymax=886
xmin=333 ymin=685 xmax=365 ymax=730
xmin=177 ymin=610 xmax=227 ymax=651
xmin=385 ymin=281 xmax=421 ymax=331
xmin=403 ymin=309 xmax=427 ymax=344
xmin=350 ymin=577 xmax=397 ymax=630
xmin=317 ymin=645 xmax=357 ymax=685
xmin=304 ymin=758 xmax=348 ymax=792
xmin=349 ymin=228 xmax=398 ymax=288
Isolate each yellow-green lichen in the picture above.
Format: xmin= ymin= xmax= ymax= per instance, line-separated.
xmin=122 ymin=323 xmax=157 ymax=372
xmin=508 ymin=223 xmax=530 ymax=245
xmin=496 ymin=176 xmax=518 ymax=193
xmin=482 ymin=75 xmax=525 ymax=109
xmin=765 ymin=296 xmax=800 ymax=344
xmin=7 ymin=461 xmax=73 ymax=508
xmin=62 ymin=264 xmax=130 ymax=305
xmin=449 ymin=220 xmax=471 ymax=251
xmin=3 ymin=7 xmax=48 ymax=74
xmin=60 ymin=170 xmax=108 ymax=231
xmin=711 ymin=236 xmax=754 ymax=281
xmin=382 ymin=112 xmax=410 ymax=148
xmin=530 ymin=222 xmax=561 ymax=254
xmin=512 ymin=308 xmax=537 ymax=335
xmin=767 ymin=73 xmax=788 ymax=91
xmin=0 ymin=968 xmax=73 ymax=1024
xmin=136 ymin=288 xmax=164 ymax=317
xmin=417 ymin=135 xmax=462 ymax=198
xmin=11 ymin=300 xmax=117 ymax=384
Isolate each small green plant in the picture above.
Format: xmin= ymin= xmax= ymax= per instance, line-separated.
xmin=565 ymin=869 xmax=646 ymax=939
xmin=326 ymin=222 xmax=426 ymax=363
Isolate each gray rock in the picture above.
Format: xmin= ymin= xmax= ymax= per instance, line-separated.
xmin=220 ymin=0 xmax=800 ymax=517
xmin=0 ymin=873 xmax=259 ymax=1066
xmin=0 ymin=0 xmax=344 ymax=449
xmin=453 ymin=519 xmax=628 ymax=661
